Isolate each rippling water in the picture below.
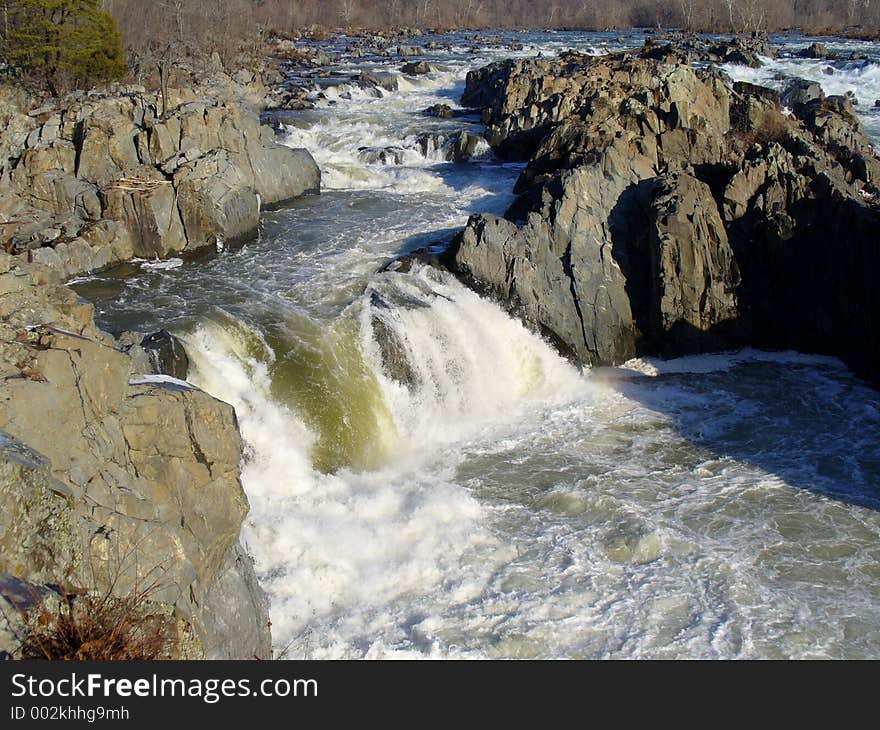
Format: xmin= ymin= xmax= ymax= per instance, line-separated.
xmin=75 ymin=30 xmax=880 ymax=659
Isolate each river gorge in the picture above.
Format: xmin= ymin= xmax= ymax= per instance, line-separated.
xmin=2 ymin=29 xmax=880 ymax=659
xmin=59 ymin=30 xmax=880 ymax=659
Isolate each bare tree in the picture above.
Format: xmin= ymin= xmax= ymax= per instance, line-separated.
xmin=678 ymin=0 xmax=698 ymax=30
xmin=340 ymin=0 xmax=356 ymax=26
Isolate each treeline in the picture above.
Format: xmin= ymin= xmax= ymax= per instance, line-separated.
xmin=6 ymin=1 xmax=880 ymax=93
xmin=104 ymin=0 xmax=880 ymax=48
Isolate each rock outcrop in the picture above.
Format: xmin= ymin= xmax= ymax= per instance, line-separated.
xmin=0 ymin=83 xmax=320 ymax=279
xmin=0 ymin=252 xmax=271 ymax=659
xmin=446 ymin=46 xmax=880 ymax=382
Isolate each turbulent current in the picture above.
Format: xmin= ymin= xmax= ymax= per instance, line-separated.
xmin=76 ymin=31 xmax=880 ymax=659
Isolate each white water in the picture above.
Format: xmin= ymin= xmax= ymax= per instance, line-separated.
xmin=725 ymin=36 xmax=880 ymax=141
xmin=79 ymin=31 xmax=880 ymax=659
xmin=183 ymin=268 xmax=592 ymax=658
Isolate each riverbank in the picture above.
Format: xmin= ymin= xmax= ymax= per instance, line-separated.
xmin=0 ymin=68 xmax=320 ymax=658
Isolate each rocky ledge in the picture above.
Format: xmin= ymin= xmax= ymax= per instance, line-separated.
xmin=1 ymin=78 xmax=320 ymax=279
xmin=0 ymin=71 xmax=323 ymax=657
xmin=0 ymin=250 xmax=271 ymax=659
xmin=444 ymin=43 xmax=880 ymax=383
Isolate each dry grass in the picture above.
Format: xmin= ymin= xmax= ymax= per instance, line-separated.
xmin=19 ymin=585 xmax=178 ymax=661
xmin=745 ymin=113 xmax=792 ymax=147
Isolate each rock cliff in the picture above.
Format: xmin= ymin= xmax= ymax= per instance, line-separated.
xmin=0 ymin=72 xmax=321 ymax=658
xmin=446 ymin=45 xmax=880 ymax=382
xmin=0 ymin=252 xmax=271 ymax=658
xmin=1 ymin=82 xmax=320 ymax=278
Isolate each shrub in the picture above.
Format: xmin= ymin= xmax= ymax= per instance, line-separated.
xmin=18 ymin=585 xmax=178 ymax=660
xmin=1 ymin=0 xmax=126 ymax=93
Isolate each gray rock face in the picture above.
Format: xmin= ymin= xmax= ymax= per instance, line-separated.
xmin=646 ymin=174 xmax=742 ymax=354
xmin=196 ymin=543 xmax=272 ymax=660
xmin=0 ymin=262 xmax=271 ymax=658
xmin=446 ymin=50 xmax=880 ymax=382
xmin=0 ymin=85 xmax=320 ymax=279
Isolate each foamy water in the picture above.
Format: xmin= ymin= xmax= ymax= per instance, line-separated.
xmin=77 ymin=30 xmax=880 ymax=659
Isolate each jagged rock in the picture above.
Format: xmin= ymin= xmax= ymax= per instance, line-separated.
xmin=446 ymin=50 xmax=880 ymax=382
xmin=0 ymin=264 xmax=271 ymax=657
xmin=645 ymin=173 xmax=743 ymax=354
xmin=639 ymin=33 xmax=772 ymax=67
xmin=0 ymin=84 xmax=320 ymax=279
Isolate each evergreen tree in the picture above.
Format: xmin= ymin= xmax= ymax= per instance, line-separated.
xmin=1 ymin=0 xmax=126 ymax=92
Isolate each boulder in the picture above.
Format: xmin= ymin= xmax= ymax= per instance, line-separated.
xmin=781 ymin=78 xmax=824 ymax=111
xmin=140 ymin=330 xmax=190 ymax=380
xmin=401 ymin=61 xmax=431 ymax=76
xmin=796 ymin=42 xmax=836 ymax=60
xmin=174 ymin=150 xmax=260 ymax=248
xmin=423 ymin=104 xmax=455 ymax=119
xmin=358 ymin=146 xmax=407 ymax=165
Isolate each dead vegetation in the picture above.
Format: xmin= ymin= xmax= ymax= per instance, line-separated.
xmin=18 ymin=585 xmax=179 ymax=660
xmin=101 ymin=0 xmax=880 ymax=70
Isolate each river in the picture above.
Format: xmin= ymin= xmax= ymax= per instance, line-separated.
xmin=73 ymin=30 xmax=880 ymax=659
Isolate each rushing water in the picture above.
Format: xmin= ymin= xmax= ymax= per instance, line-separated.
xmin=75 ymin=31 xmax=880 ymax=659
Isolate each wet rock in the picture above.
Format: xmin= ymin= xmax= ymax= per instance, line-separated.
xmin=450 ymin=131 xmax=482 ymax=162
xmin=140 ymin=329 xmax=190 ymax=380
xmin=423 ymin=103 xmax=455 ymax=119
xmin=353 ymin=71 xmax=399 ymax=93
xmin=369 ymin=291 xmax=419 ymax=388
xmin=415 ymin=132 xmax=449 ymax=159
xmin=397 ymin=45 xmax=423 ymax=58
xmin=797 ymin=42 xmax=836 ymax=60
xmin=400 ymin=61 xmax=431 ymax=76
xmin=358 ymin=146 xmax=407 ymax=165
